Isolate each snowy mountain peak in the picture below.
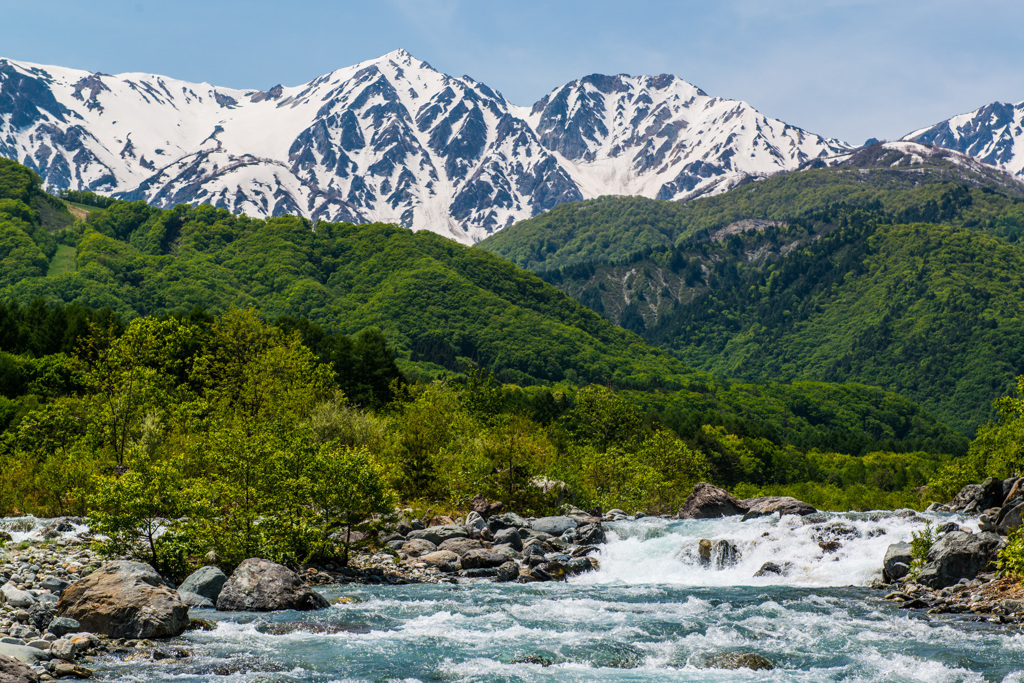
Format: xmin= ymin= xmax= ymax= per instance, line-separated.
xmin=0 ymin=52 xmax=852 ymax=243
xmin=903 ymin=100 xmax=1024 ymax=179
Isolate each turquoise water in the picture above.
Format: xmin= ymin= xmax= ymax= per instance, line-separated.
xmin=92 ymin=515 xmax=1024 ymax=682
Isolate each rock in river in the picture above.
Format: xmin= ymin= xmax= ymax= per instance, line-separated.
xmin=677 ymin=483 xmax=749 ymax=519
xmin=216 ymin=558 xmax=329 ymax=612
xmin=56 ymin=561 xmax=188 ymax=639
xmin=178 ymin=566 xmax=228 ymax=603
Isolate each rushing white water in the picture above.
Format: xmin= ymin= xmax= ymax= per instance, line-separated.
xmin=6 ymin=511 xmax=1019 ymax=682
xmin=583 ymin=511 xmax=978 ymax=588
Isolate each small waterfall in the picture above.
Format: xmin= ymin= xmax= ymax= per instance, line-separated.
xmin=575 ymin=511 xmax=978 ymax=588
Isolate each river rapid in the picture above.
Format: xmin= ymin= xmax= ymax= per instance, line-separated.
xmin=55 ymin=513 xmax=1024 ymax=681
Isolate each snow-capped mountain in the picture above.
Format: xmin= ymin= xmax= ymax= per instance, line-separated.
xmin=0 ymin=50 xmax=850 ymax=243
xmin=903 ymin=101 xmax=1024 ymax=180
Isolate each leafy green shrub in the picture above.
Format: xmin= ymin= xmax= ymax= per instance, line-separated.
xmin=998 ymin=527 xmax=1024 ymax=581
xmin=909 ymin=522 xmax=934 ymax=580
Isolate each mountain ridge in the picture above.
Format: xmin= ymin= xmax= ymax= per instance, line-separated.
xmin=0 ymin=50 xmax=849 ymax=243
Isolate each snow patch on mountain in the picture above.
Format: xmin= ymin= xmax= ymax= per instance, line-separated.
xmin=0 ymin=51 xmax=853 ymax=243
xmin=903 ymin=101 xmax=1024 ymax=178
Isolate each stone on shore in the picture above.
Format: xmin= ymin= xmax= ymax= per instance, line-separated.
xmin=437 ymin=537 xmax=483 ymax=557
xmin=216 ymin=558 xmax=329 ymax=612
xmin=741 ymin=496 xmax=816 ymax=520
xmin=460 ymin=549 xmax=507 ymax=570
xmin=177 ymin=591 xmax=215 ymax=609
xmin=56 ymin=561 xmax=188 ymax=639
xmin=46 ymin=618 xmax=79 ymax=638
xmin=0 ymin=653 xmax=39 ymax=683
xmin=406 ymin=526 xmax=467 ymax=546
xmin=916 ymin=531 xmax=1005 ymax=589
xmin=677 ymin=483 xmax=749 ymax=519
xmin=531 ymin=516 xmax=576 ymax=536
xmin=419 ymin=551 xmax=461 ymax=573
xmin=178 ymin=566 xmax=228 ymax=603
xmin=0 ymin=585 xmax=35 ymax=609
xmin=997 ymin=502 xmax=1024 ymax=535
xmin=0 ymin=643 xmax=49 ymax=664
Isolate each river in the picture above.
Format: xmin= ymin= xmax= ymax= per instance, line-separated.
xmin=80 ymin=511 xmax=1024 ymax=682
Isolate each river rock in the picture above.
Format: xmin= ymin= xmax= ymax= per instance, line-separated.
xmin=56 ymin=561 xmax=188 ymax=639
xmin=532 ymin=516 xmax=576 ymax=536
xmin=464 ymin=511 xmax=486 ymax=538
xmin=487 ymin=513 xmax=530 ymax=532
xmin=0 ymin=644 xmax=49 ymax=664
xmin=178 ymin=566 xmax=228 ymax=602
xmin=399 ymin=539 xmax=437 ymax=557
xmin=52 ymin=662 xmax=92 ymax=680
xmin=38 ymin=577 xmax=69 ymax=596
xmin=216 ymin=558 xmax=329 ymax=612
xmin=492 ymin=527 xmax=522 ymax=550
xmin=177 ymin=591 xmax=214 ymax=609
xmin=407 ymin=525 xmax=467 ymax=546
xmin=46 ymin=618 xmax=79 ymax=638
xmin=696 ymin=651 xmax=774 ymax=671
xmin=576 ymin=523 xmax=606 ymax=545
xmin=742 ymin=496 xmax=816 ymax=520
xmin=1003 ymin=477 xmax=1021 ymax=502
xmin=0 ymin=653 xmax=39 ymax=682
xmin=495 ymin=561 xmax=519 ymax=582
xmin=997 ymin=502 xmax=1024 ymax=535
xmin=461 ymin=549 xmax=507 ymax=570
xmin=753 ymin=562 xmax=791 ymax=577
xmin=883 ymin=542 xmax=913 ymax=583
xmin=677 ymin=483 xmax=749 ymax=519
xmin=419 ymin=551 xmax=461 ymax=573
xmin=916 ymin=531 xmax=1004 ymax=589
xmin=0 ymin=585 xmax=35 ymax=609
xmin=437 ymin=537 xmax=482 ymax=557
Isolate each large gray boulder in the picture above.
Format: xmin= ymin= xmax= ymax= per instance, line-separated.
xmin=178 ymin=566 xmax=228 ymax=602
xmin=0 ymin=652 xmax=40 ymax=682
xmin=677 ymin=483 xmax=749 ymax=519
xmin=406 ymin=525 xmax=467 ymax=546
xmin=742 ymin=496 xmax=816 ymax=520
xmin=916 ymin=531 xmax=1005 ymax=589
xmin=531 ymin=516 xmax=577 ymax=536
xmin=56 ymin=561 xmax=188 ymax=639
xmin=460 ymin=549 xmax=508 ymax=570
xmin=437 ymin=537 xmax=483 ymax=557
xmin=0 ymin=644 xmax=48 ymax=665
xmin=487 ymin=513 xmax=530 ymax=532
xmin=216 ymin=558 xmax=329 ymax=612
xmin=418 ymin=551 xmax=461 ymax=573
xmin=998 ymin=502 xmax=1024 ymax=535
xmin=882 ymin=542 xmax=913 ymax=582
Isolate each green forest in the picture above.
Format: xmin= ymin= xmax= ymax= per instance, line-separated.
xmin=1 ymin=153 xmax=1021 ymax=578
xmin=481 ymin=155 xmax=1024 ymax=433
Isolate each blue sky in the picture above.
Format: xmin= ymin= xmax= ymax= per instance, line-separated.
xmin=2 ymin=0 xmax=1022 ymax=145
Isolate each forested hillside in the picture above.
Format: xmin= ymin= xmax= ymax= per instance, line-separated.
xmin=479 ymin=149 xmax=1024 ymax=432
xmin=0 ymin=157 xmax=971 ymax=519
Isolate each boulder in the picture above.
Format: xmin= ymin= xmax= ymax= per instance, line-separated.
xmin=46 ymin=617 xmax=79 ymax=638
xmin=178 ymin=566 xmax=228 ymax=602
xmin=216 ymin=558 xmax=329 ymax=612
xmin=492 ymin=527 xmax=522 ymax=551
xmin=177 ymin=591 xmax=215 ymax=609
xmin=406 ymin=525 xmax=467 ymax=546
xmin=753 ymin=562 xmax=790 ymax=577
xmin=0 ymin=653 xmax=39 ymax=683
xmin=997 ymin=502 xmax=1024 ymax=535
xmin=437 ymin=537 xmax=482 ymax=557
xmin=38 ymin=577 xmax=69 ymax=596
xmin=880 ymin=544 xmax=913 ymax=581
xmin=696 ymin=651 xmax=774 ymax=671
xmin=1003 ymin=477 xmax=1021 ymax=503
xmin=487 ymin=513 xmax=530 ymax=532
xmin=0 ymin=644 xmax=49 ymax=664
xmin=419 ymin=551 xmax=461 ymax=573
xmin=468 ymin=494 xmax=503 ymax=518
xmin=916 ymin=531 xmax=1005 ymax=589
xmin=677 ymin=483 xmax=749 ymax=519
xmin=742 ymin=496 xmax=816 ymax=520
xmin=399 ymin=539 xmax=437 ymax=557
xmin=464 ymin=511 xmax=486 ymax=538
xmin=882 ymin=542 xmax=913 ymax=583
xmin=576 ymin=524 xmax=606 ymax=545
xmin=532 ymin=516 xmax=577 ymax=536
xmin=0 ymin=585 xmax=35 ymax=609
xmin=495 ymin=561 xmax=519 ymax=582
xmin=460 ymin=549 xmax=508 ymax=570
xmin=56 ymin=561 xmax=188 ymax=639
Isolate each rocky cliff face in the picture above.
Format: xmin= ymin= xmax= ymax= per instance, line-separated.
xmin=0 ymin=50 xmax=850 ymax=243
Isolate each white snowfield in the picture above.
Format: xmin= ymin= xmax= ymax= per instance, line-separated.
xmin=0 ymin=49 xmax=853 ymax=243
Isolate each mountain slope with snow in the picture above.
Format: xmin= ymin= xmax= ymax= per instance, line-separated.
xmin=903 ymin=101 xmax=1024 ymax=179
xmin=0 ymin=50 xmax=851 ymax=243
